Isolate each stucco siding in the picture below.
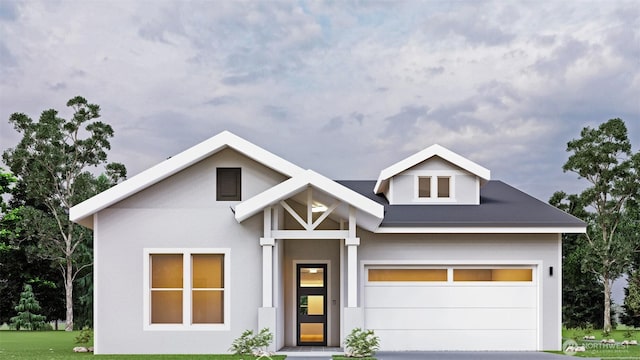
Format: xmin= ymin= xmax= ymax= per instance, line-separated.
xmin=112 ymin=148 xmax=288 ymax=209
xmin=93 ymin=149 xmax=288 ymax=354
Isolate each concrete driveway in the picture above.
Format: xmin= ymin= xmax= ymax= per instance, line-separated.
xmin=286 ymin=352 xmax=600 ymax=360
xmin=375 ymin=351 xmax=599 ymax=359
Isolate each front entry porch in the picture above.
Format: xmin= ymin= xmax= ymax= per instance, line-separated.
xmin=233 ymin=179 xmax=384 ymax=351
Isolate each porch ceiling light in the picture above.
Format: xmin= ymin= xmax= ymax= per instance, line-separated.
xmin=309 ymin=268 xmax=318 ymax=274
xmin=311 ymin=202 xmax=328 ymax=213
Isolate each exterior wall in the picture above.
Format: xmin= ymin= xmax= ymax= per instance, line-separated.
xmin=356 ymin=231 xmax=561 ymax=351
xmin=388 ymin=157 xmax=479 ymax=205
xmin=94 ymin=149 xmax=287 ymax=354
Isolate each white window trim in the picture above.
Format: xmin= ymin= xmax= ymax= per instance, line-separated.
xmin=143 ymin=248 xmax=231 ymax=331
xmin=413 ymin=171 xmax=457 ymax=203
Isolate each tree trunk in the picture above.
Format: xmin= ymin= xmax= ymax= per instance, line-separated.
xmin=65 ymin=258 xmax=74 ymax=331
xmin=604 ymin=277 xmax=612 ymax=333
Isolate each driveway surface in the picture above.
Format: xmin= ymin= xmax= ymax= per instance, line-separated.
xmin=286 ymin=352 xmax=601 ymax=360
xmin=375 ymin=352 xmax=599 ymax=360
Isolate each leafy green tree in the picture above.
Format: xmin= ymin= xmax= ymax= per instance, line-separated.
xmin=1 ymin=169 xmax=65 ymax=327
xmin=550 ymin=192 xmax=604 ymax=328
xmin=622 ymin=269 xmax=640 ymax=327
xmin=0 ymin=167 xmax=17 ymax=213
xmin=2 ymin=96 xmax=126 ymax=331
xmin=621 ymin=200 xmax=640 ymax=326
xmin=10 ymin=284 xmax=47 ymax=330
xmin=560 ymin=118 xmax=640 ymax=332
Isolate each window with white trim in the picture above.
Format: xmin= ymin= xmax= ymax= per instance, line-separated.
xmin=437 ymin=176 xmax=450 ymax=198
xmin=144 ymin=249 xmax=230 ymax=330
xmin=418 ymin=177 xmax=431 ymax=198
xmin=217 ymin=168 xmax=241 ymax=201
xmin=417 ymin=175 xmax=452 ymax=199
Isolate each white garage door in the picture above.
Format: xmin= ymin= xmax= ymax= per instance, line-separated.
xmin=364 ymin=266 xmax=537 ymax=351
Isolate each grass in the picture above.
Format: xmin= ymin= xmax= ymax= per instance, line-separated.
xmin=0 ymin=331 xmax=285 ymax=359
xmin=558 ymin=327 xmax=640 ymax=358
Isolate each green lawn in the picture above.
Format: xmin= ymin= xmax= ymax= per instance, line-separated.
xmin=560 ymin=327 xmax=640 ymax=358
xmin=0 ymin=331 xmax=285 ymax=359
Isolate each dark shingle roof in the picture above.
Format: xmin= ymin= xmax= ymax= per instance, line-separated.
xmin=337 ymin=180 xmax=586 ymax=229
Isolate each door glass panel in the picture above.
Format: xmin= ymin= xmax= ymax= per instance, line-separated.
xmin=453 ymin=268 xmax=533 ymax=282
xmin=369 ymin=268 xmax=447 ymax=282
xmin=300 ymin=295 xmax=324 ymax=315
xmin=300 ymin=323 xmax=324 ymax=343
xmin=300 ymin=267 xmax=324 ymax=287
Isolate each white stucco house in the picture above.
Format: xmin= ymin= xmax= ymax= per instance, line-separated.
xmin=70 ymin=131 xmax=585 ymax=354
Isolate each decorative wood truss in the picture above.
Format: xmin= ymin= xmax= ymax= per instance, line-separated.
xmin=270 ymin=187 xmax=352 ymax=240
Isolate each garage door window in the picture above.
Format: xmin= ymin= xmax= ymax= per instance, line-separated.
xmin=453 ymin=268 xmax=532 ymax=282
xmin=368 ymin=269 xmax=447 ymax=282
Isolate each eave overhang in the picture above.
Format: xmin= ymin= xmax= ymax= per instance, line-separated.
xmin=375 ymin=226 xmax=587 ymax=234
xmin=70 ymin=131 xmax=304 ymax=229
xmin=234 ymin=169 xmax=384 ymax=232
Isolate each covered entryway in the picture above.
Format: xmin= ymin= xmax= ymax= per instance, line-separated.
xmin=364 ymin=265 xmax=538 ymax=351
xmin=233 ymin=170 xmax=385 ymax=351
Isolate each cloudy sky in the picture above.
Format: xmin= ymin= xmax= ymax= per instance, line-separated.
xmin=1 ymin=0 xmax=638 ymax=203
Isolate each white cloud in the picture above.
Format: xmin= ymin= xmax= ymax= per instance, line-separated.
xmin=0 ymin=0 xmax=637 ymax=203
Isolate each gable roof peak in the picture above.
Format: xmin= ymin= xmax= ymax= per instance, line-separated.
xmin=234 ymin=168 xmax=384 ymax=231
xmin=70 ymin=131 xmax=304 ymax=228
xmin=373 ymin=144 xmax=491 ymax=194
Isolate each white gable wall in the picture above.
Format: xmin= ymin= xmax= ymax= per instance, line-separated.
xmin=93 ymin=149 xmax=287 ymax=354
xmin=112 ymin=148 xmax=288 ymax=209
xmin=388 ymin=157 xmax=480 ymax=205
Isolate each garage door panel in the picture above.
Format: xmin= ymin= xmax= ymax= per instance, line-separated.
xmin=375 ymin=329 xmax=537 ymax=351
xmin=365 ymin=308 xmax=536 ymax=330
xmin=365 ymin=285 xmax=536 ymax=308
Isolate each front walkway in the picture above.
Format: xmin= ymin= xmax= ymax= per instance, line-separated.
xmin=277 ymin=346 xmax=342 ymax=357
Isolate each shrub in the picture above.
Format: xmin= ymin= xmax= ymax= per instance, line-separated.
xmin=75 ymin=327 xmax=93 ymax=344
xmin=624 ymin=328 xmax=635 ymax=339
xmin=344 ymin=328 xmax=379 ymax=358
xmin=229 ymin=328 xmax=273 ymax=356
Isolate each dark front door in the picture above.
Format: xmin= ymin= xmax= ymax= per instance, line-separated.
xmin=296 ymin=264 xmax=327 ymax=346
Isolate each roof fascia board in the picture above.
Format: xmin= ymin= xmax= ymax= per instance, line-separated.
xmin=374 ymin=144 xmax=491 ymax=194
xmin=70 ymin=131 xmax=304 ymax=225
xmin=375 ymin=226 xmax=587 ymax=234
xmin=234 ymin=169 xmax=384 ymax=225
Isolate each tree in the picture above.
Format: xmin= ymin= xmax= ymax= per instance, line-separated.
xmin=1 ymin=170 xmax=65 ymax=327
xmin=9 ymin=284 xmax=47 ymax=330
xmin=560 ymin=118 xmax=640 ymax=332
xmin=550 ymin=192 xmax=604 ymax=328
xmin=2 ymin=96 xmax=126 ymax=331
xmin=622 ymin=269 xmax=640 ymax=327
xmin=622 ymin=200 xmax=640 ymax=326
